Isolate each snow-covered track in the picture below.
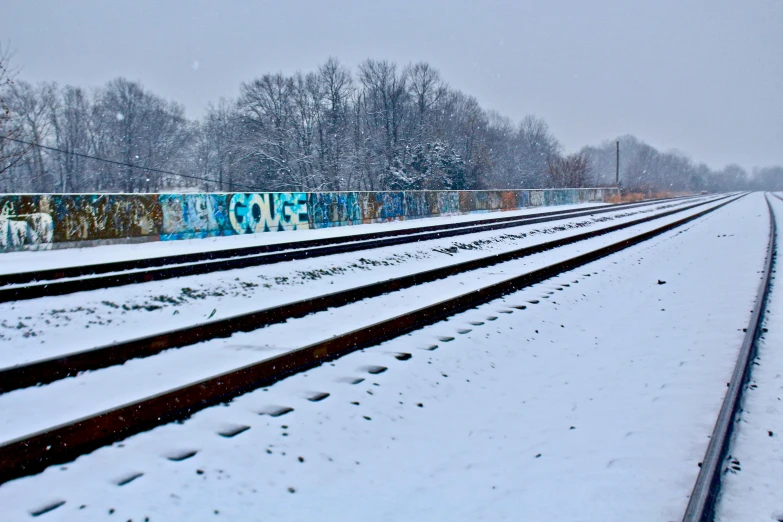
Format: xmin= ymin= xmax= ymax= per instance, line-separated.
xmin=0 ymin=193 xmax=741 ymax=486
xmin=681 ymin=193 xmax=776 ymax=522
xmin=0 ymin=196 xmax=697 ymax=304
xmin=0 ymin=194 xmax=733 ymax=394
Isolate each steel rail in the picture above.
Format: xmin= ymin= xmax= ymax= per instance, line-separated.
xmin=0 ymin=193 xmax=740 ymax=485
xmin=681 ymin=193 xmax=776 ymax=522
xmin=0 ymin=196 xmax=702 ymax=303
xmin=0 ymin=195 xmax=736 ymax=394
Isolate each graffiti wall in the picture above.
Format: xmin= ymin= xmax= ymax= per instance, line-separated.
xmin=53 ymin=195 xmax=163 ymax=244
xmin=0 ymin=188 xmax=618 ymax=252
xmin=159 ymin=192 xmax=310 ymax=240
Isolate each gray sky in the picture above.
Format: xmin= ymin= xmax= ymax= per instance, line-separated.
xmin=2 ymin=0 xmax=781 ymax=171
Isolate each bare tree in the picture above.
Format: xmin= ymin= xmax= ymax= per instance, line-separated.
xmin=289 ymin=71 xmax=327 ymax=190
xmin=237 ymin=73 xmax=298 ymax=190
xmin=406 ymin=62 xmax=447 ymax=142
xmin=199 ymin=98 xmax=241 ymax=191
xmin=6 ymin=81 xmax=57 ymax=192
xmin=91 ymin=78 xmax=193 ymax=192
xmin=358 ymin=59 xmax=409 ymax=188
xmin=547 ymin=151 xmax=589 ymax=188
xmin=442 ymin=91 xmax=491 ymax=189
xmin=752 ymin=166 xmax=783 ymax=191
xmin=48 ymin=85 xmax=91 ymax=192
xmin=485 ymin=111 xmax=517 ymax=189
xmin=2 ymin=52 xmax=778 ymax=195
xmin=515 ymin=115 xmax=560 ymax=188
xmin=318 ymin=57 xmax=353 ymax=190
xmin=0 ymin=43 xmax=30 ymax=181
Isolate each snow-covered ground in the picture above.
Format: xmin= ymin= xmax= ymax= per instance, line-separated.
xmin=0 ymin=196 xmax=731 ymax=446
xmin=0 ymin=202 xmax=611 ymax=276
xmin=0 ymin=193 xmax=770 ymax=521
xmin=715 ymin=194 xmax=783 ymax=522
xmin=0 ymin=197 xmax=710 ymax=368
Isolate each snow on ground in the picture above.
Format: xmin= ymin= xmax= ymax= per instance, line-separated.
xmin=0 ymin=193 xmax=769 ymax=521
xmin=715 ymin=194 xmax=783 ymax=522
xmin=0 ymin=197 xmax=732 ymax=445
xmin=0 ymin=197 xmax=709 ymax=368
xmin=0 ymin=202 xmax=610 ymax=275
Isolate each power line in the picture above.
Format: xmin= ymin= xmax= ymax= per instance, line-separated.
xmin=0 ymin=134 xmax=266 ymax=192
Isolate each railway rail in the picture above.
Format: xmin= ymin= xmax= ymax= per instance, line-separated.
xmin=0 ymin=192 xmax=742 ymax=485
xmin=0 ymin=195 xmax=700 ymax=303
xmin=0 ymin=194 xmax=732 ymax=393
xmin=680 ymin=193 xmax=776 ymax=521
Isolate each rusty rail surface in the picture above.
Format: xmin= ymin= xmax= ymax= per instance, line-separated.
xmin=0 ymin=193 xmax=741 ymax=485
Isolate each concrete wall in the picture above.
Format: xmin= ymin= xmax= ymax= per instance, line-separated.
xmin=0 ymin=188 xmax=618 ymax=252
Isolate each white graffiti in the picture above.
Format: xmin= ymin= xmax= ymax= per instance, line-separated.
xmin=228 ymin=193 xmax=309 ymax=234
xmin=0 ymin=204 xmax=54 ymax=250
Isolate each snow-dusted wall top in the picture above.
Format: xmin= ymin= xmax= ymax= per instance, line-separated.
xmin=0 ymin=188 xmax=618 ymax=252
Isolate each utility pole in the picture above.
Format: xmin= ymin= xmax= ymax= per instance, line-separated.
xmin=616 ymin=140 xmax=620 ymax=187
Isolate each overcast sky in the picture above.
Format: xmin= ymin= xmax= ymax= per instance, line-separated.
xmin=2 ymin=0 xmax=781 ymax=171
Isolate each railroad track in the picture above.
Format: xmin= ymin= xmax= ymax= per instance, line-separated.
xmin=680 ymin=192 xmax=777 ymax=522
xmin=0 ymin=194 xmax=733 ymax=393
xmin=0 ymin=193 xmax=741 ymax=485
xmin=0 ymin=195 xmax=701 ymax=303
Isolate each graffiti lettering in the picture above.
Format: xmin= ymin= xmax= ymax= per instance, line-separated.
xmin=0 ymin=189 xmax=617 ymax=252
xmin=229 ymin=193 xmax=308 ymax=234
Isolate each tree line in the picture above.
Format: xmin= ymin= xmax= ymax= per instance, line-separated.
xmin=1 ymin=49 xmax=781 ymax=194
